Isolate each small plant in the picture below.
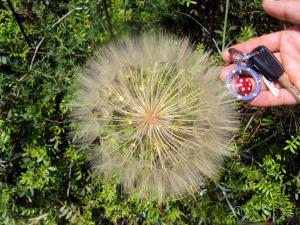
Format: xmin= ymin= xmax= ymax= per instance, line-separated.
xmin=284 ymin=129 xmax=300 ymax=154
xmin=71 ymin=33 xmax=239 ymax=201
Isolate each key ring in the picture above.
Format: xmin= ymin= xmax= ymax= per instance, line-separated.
xmin=226 ymin=48 xmax=262 ymax=101
xmin=228 ymin=48 xmax=259 ymax=66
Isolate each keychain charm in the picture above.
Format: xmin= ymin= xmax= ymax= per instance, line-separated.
xmin=226 ymin=66 xmax=262 ymax=100
xmin=226 ymin=48 xmax=262 ymax=101
xmin=236 ymin=77 xmax=252 ymax=95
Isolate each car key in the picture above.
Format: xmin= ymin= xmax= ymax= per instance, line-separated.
xmin=248 ymin=45 xmax=300 ymax=103
xmin=248 ymin=45 xmax=281 ymax=98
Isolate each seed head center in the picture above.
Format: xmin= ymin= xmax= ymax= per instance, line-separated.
xmin=141 ymin=105 xmax=163 ymax=126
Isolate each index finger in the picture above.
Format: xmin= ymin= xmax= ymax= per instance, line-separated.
xmin=222 ymin=31 xmax=282 ymax=62
xmin=263 ymin=0 xmax=300 ymax=25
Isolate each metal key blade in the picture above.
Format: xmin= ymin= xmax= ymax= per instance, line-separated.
xmin=262 ymin=76 xmax=280 ymax=98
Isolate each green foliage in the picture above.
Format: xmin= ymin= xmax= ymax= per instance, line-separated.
xmin=236 ymin=25 xmax=257 ymax=43
xmin=0 ymin=0 xmax=299 ymax=224
xmin=178 ymin=0 xmax=197 ymax=7
xmin=284 ymin=129 xmax=300 ymax=154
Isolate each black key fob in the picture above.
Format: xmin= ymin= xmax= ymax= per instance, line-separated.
xmin=248 ymin=45 xmax=284 ymax=81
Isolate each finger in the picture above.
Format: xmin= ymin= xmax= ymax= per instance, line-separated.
xmin=248 ymin=88 xmax=298 ymax=107
xmin=279 ymin=26 xmax=300 ymax=89
xmin=263 ymin=0 xmax=300 ymax=24
xmin=221 ymin=51 xmax=282 ymax=79
xmin=220 ymin=64 xmax=234 ymax=81
xmin=222 ymin=31 xmax=282 ymax=62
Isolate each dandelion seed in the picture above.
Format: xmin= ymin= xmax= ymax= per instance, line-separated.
xmin=71 ymin=33 xmax=239 ymax=201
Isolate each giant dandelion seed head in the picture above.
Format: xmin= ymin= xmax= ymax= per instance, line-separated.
xmin=71 ymin=33 xmax=239 ymax=201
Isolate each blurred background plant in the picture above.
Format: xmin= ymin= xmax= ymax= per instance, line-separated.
xmin=0 ymin=0 xmax=299 ymax=224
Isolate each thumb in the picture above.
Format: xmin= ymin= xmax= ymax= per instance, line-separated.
xmin=263 ymin=0 xmax=300 ymax=24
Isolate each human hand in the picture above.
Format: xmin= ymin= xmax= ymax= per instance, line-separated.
xmin=221 ymin=0 xmax=300 ymax=107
